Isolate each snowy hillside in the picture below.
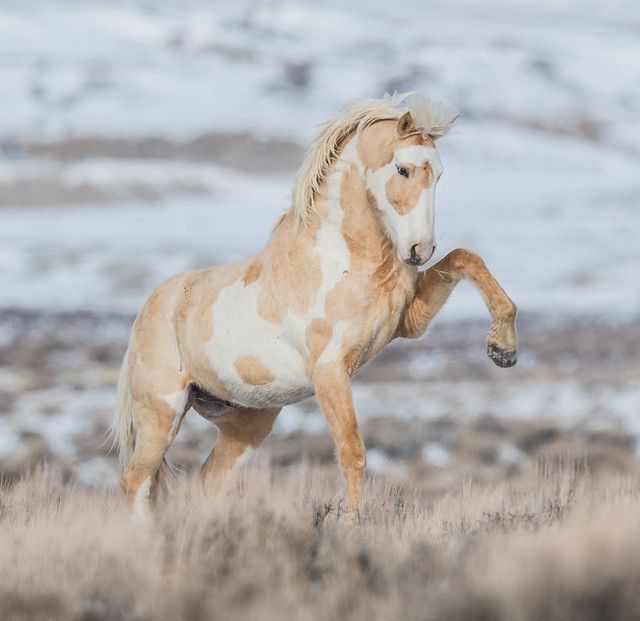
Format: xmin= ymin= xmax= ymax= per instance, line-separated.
xmin=0 ymin=0 xmax=638 ymax=317
xmin=0 ymin=0 xmax=639 ymax=483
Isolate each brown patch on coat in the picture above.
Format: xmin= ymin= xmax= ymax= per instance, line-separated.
xmin=234 ymin=355 xmax=275 ymax=386
xmin=129 ymin=275 xmax=192 ymax=390
xmin=256 ymin=211 xmax=322 ymax=324
xmin=340 ymin=167 xmax=383 ymax=261
xmin=357 ymin=121 xmax=396 ymax=170
xmin=174 ymin=263 xmax=247 ymax=401
xmin=200 ymin=407 xmax=281 ymax=487
xmin=322 ymin=163 xmax=417 ymax=374
xmin=332 ymin=165 xmax=408 ymax=306
xmin=243 ymin=259 xmax=262 ymax=286
xmin=384 ymin=163 xmax=432 ymax=215
xmin=306 ymin=318 xmax=333 ymax=363
xmin=358 ymin=121 xmax=436 ymax=172
xmin=323 ymin=166 xmax=370 ymax=323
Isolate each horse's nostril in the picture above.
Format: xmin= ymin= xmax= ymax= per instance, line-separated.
xmin=410 ymin=244 xmax=420 ymax=261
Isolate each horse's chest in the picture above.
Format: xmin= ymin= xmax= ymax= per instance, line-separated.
xmin=348 ymin=287 xmax=410 ymax=370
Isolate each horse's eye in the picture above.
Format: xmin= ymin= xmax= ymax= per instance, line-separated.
xmin=397 ymin=166 xmax=409 ymax=178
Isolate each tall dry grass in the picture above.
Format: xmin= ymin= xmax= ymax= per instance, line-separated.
xmin=1 ymin=463 xmax=640 ymax=620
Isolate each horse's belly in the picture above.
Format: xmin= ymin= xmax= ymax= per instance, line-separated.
xmin=209 ymin=345 xmax=313 ymax=409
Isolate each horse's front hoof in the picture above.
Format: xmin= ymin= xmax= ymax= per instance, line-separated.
xmin=345 ymin=507 xmax=362 ymax=526
xmin=487 ymin=343 xmax=517 ymax=368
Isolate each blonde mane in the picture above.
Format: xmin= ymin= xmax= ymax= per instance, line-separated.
xmin=292 ymin=91 xmax=458 ymax=226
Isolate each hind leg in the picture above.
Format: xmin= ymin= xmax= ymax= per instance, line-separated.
xmin=121 ymin=383 xmax=190 ymax=524
xmin=199 ymin=408 xmax=280 ymax=490
xmin=122 ymin=281 xmax=193 ymax=522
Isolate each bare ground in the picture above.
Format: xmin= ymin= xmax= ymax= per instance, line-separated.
xmin=0 ymin=309 xmax=638 ymax=488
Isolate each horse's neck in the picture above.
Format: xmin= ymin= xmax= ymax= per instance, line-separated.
xmin=316 ymin=137 xmax=395 ymax=266
xmin=266 ymin=136 xmax=404 ymax=280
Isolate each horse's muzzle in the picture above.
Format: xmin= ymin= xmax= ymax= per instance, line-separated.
xmin=402 ymin=243 xmax=436 ymax=266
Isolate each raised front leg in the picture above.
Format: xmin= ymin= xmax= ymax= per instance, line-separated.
xmin=313 ymin=363 xmax=366 ymax=518
xmin=397 ymin=248 xmax=517 ymax=367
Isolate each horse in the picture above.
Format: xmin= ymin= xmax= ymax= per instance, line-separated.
xmin=113 ymin=91 xmax=517 ymax=523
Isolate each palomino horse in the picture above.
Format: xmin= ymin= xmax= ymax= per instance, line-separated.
xmin=114 ymin=91 xmax=517 ymax=522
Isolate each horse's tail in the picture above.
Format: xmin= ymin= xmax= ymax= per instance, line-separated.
xmin=113 ymin=350 xmax=136 ymax=471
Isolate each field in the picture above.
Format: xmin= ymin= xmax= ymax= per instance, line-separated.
xmin=3 ymin=463 xmax=640 ymax=621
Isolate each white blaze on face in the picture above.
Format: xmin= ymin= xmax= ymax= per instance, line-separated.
xmin=366 ymin=144 xmax=443 ymax=265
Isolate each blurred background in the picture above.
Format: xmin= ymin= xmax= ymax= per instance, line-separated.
xmin=0 ymin=0 xmax=638 ymax=488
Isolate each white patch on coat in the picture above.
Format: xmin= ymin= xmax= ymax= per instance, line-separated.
xmin=204 ymin=137 xmax=360 ymax=406
xmin=132 ymin=476 xmax=152 ymax=527
xmin=234 ymin=446 xmax=255 ymax=471
xmin=207 ymin=278 xmax=311 ymax=407
xmin=317 ymin=320 xmax=348 ymax=365
xmin=164 ymin=390 xmax=188 ymax=415
xmin=394 ymin=145 xmax=440 ymax=169
xmin=163 ymin=389 xmax=189 ymax=441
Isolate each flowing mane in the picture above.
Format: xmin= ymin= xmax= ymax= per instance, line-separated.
xmin=292 ymin=91 xmax=458 ymax=225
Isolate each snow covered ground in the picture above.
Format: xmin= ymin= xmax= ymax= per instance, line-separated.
xmin=0 ymin=0 xmax=639 ymax=482
xmin=1 ymin=310 xmax=637 ymax=486
xmin=0 ymin=0 xmax=639 ymax=317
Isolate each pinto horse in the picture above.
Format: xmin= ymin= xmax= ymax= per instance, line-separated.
xmin=114 ymin=92 xmax=517 ymax=522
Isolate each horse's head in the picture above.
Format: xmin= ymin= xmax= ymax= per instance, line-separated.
xmin=359 ymin=96 xmax=458 ymax=266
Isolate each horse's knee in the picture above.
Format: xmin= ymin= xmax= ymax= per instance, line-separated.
xmin=339 ymin=439 xmax=366 ymax=475
xmin=352 ymin=449 xmax=366 ymax=474
xmin=447 ymin=247 xmax=484 ymax=273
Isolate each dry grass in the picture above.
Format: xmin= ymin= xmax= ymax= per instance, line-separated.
xmin=2 ymin=463 xmax=640 ymax=621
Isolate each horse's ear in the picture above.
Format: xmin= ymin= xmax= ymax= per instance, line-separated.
xmin=396 ymin=111 xmax=416 ymax=137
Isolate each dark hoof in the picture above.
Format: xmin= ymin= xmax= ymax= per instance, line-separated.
xmin=487 ymin=343 xmax=517 ymax=368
